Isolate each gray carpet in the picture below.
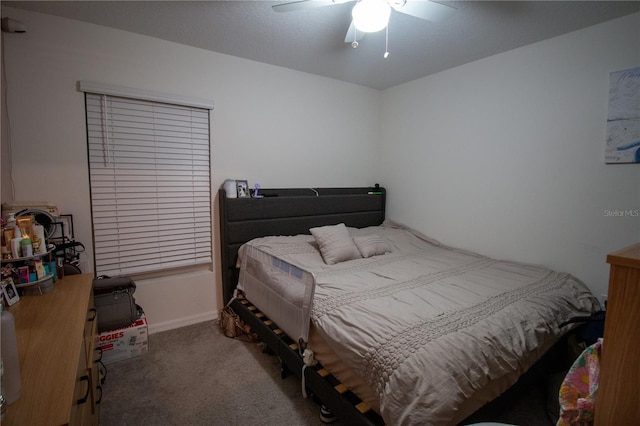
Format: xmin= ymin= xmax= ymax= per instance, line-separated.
xmin=100 ymin=320 xmax=334 ymax=426
xmin=100 ymin=320 xmax=561 ymax=426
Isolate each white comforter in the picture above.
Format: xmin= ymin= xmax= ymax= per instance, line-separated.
xmin=238 ymin=221 xmax=599 ymax=425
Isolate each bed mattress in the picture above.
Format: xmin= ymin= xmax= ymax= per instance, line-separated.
xmin=237 ymin=221 xmax=599 ymax=425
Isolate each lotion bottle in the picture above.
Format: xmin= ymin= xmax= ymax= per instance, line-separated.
xmin=0 ymin=299 xmax=21 ymax=404
xmin=10 ymin=235 xmax=22 ymax=259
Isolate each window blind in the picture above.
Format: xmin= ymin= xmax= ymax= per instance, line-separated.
xmin=85 ymin=93 xmax=212 ymax=276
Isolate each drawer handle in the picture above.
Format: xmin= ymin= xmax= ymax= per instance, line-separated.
xmin=77 ymin=375 xmax=90 ymax=404
xmin=98 ymin=360 xmax=107 ymax=385
xmin=88 ymin=307 xmax=97 ymax=322
xmin=96 ymin=384 xmax=103 ymax=404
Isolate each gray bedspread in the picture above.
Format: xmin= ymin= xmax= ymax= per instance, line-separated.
xmin=238 ymin=221 xmax=599 ymax=425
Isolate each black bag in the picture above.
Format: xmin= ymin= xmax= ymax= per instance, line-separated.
xmin=93 ymin=276 xmax=141 ymax=333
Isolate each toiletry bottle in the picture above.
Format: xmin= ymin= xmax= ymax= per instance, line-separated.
xmin=20 ymin=236 xmax=33 ymax=258
xmin=57 ymin=258 xmax=64 ymax=280
xmin=10 ymin=234 xmax=22 ymax=259
xmin=1 ymin=227 xmax=13 ymax=253
xmin=2 ymin=213 xmax=16 ymax=251
xmin=1 ymin=229 xmax=12 ymax=260
xmin=2 ymin=214 xmax=17 ymax=259
xmin=32 ymin=224 xmax=46 ymax=255
xmin=1 ymin=299 xmax=21 ymax=404
xmin=7 ymin=214 xmax=21 ymax=253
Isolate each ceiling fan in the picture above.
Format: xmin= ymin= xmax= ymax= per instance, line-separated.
xmin=273 ymin=0 xmax=457 ymax=50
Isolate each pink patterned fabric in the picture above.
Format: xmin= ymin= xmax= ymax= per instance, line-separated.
xmin=557 ymin=338 xmax=603 ymax=426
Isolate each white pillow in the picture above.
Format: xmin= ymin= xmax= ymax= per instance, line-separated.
xmin=310 ymin=223 xmax=362 ymax=265
xmin=353 ymin=234 xmax=391 ymax=258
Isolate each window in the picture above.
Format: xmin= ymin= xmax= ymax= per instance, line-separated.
xmin=82 ymin=82 xmax=213 ymax=276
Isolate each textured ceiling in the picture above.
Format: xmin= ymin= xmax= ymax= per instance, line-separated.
xmin=4 ymin=1 xmax=639 ymax=89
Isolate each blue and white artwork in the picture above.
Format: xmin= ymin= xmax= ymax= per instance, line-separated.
xmin=605 ymin=67 xmax=640 ymax=164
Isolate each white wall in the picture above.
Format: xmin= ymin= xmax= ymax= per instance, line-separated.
xmin=2 ymin=7 xmax=638 ymax=331
xmin=0 ymin=8 xmax=380 ymax=332
xmin=379 ymin=13 xmax=640 ymax=302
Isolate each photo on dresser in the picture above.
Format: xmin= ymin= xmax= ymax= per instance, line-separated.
xmin=2 ymin=278 xmax=20 ymax=306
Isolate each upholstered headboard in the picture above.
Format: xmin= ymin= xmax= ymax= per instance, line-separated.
xmin=218 ymin=185 xmax=386 ymax=303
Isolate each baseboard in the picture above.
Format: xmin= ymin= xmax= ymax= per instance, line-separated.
xmin=147 ymin=310 xmax=219 ymax=334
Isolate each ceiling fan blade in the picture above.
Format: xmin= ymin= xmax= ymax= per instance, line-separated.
xmin=344 ymin=21 xmax=365 ymax=44
xmin=390 ymin=0 xmax=457 ymax=23
xmin=273 ymin=0 xmax=352 ymax=13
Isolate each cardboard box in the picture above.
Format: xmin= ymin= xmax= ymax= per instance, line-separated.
xmin=97 ymin=314 xmax=149 ymax=364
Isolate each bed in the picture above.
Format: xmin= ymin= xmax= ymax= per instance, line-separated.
xmin=219 ymin=186 xmax=599 ymax=425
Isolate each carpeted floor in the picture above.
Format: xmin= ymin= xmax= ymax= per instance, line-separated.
xmin=100 ymin=320 xmax=333 ymax=426
xmin=100 ymin=320 xmax=563 ymax=426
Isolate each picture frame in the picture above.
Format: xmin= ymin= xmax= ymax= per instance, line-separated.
xmin=49 ymin=214 xmax=74 ymax=241
xmin=2 ymin=278 xmax=20 ymax=306
xmin=236 ymin=180 xmax=250 ymax=198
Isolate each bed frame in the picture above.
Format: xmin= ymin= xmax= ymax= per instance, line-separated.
xmin=219 ymin=185 xmax=386 ymax=425
xmin=218 ymin=185 xmax=578 ymax=424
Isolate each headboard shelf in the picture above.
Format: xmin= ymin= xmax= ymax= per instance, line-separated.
xmin=219 ymin=186 xmax=386 ymax=303
xmin=225 ymin=194 xmax=384 ymax=222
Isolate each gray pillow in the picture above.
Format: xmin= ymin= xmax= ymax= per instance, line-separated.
xmin=353 ymin=234 xmax=391 ymax=258
xmin=310 ymin=223 xmax=362 ymax=265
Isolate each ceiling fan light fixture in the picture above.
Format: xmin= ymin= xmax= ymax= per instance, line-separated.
xmin=352 ymin=0 xmax=391 ymax=33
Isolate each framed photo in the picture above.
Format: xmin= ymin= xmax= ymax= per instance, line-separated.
xmin=236 ymin=180 xmax=250 ymax=198
xmin=2 ymin=278 xmax=20 ymax=306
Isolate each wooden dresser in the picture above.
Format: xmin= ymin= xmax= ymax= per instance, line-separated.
xmin=3 ymin=273 xmax=101 ymax=426
xmin=595 ymin=243 xmax=640 ymax=425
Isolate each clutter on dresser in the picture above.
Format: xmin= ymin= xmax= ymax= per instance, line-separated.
xmin=1 ymin=212 xmax=56 ymax=296
xmin=1 ymin=204 xmax=87 ymax=296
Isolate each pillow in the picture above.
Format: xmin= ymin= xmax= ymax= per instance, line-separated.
xmin=310 ymin=223 xmax=361 ymax=265
xmin=353 ymin=234 xmax=391 ymax=258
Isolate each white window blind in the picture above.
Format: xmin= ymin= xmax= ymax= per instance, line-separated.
xmin=85 ymin=92 xmax=212 ymax=276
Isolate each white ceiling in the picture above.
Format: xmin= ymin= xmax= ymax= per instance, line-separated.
xmin=4 ymin=1 xmax=639 ymax=89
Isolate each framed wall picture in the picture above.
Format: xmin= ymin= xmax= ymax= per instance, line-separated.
xmin=605 ymin=66 xmax=640 ymax=163
xmin=236 ymin=180 xmax=250 ymax=198
xmin=2 ymin=278 xmax=20 ymax=306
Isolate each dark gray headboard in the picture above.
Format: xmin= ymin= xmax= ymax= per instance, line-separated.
xmin=219 ymin=185 xmax=386 ymax=303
